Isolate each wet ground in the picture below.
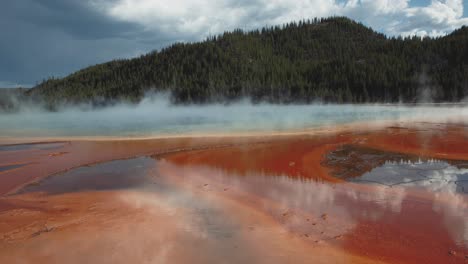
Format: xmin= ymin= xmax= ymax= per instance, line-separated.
xmin=0 ymin=163 xmax=28 ymax=173
xmin=349 ymin=159 xmax=468 ymax=193
xmin=1 ymin=122 xmax=468 ymax=263
xmin=325 ymin=145 xmax=468 ymax=193
xmin=15 ymin=157 xmax=155 ymax=195
xmin=0 ymin=142 xmax=66 ymax=152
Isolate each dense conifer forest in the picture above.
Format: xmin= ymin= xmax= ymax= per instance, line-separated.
xmin=4 ymin=17 xmax=468 ymax=109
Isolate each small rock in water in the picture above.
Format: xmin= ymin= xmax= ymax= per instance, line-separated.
xmin=289 ymin=161 xmax=295 ymax=167
xmin=448 ymin=250 xmax=456 ymax=256
xmin=321 ymin=213 xmax=328 ymax=220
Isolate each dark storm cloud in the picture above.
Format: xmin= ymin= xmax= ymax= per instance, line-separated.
xmin=5 ymin=0 xmax=140 ymax=39
xmin=0 ymin=0 xmax=161 ymax=87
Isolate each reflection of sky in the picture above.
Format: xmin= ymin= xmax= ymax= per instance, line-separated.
xmin=353 ymin=159 xmax=468 ymax=193
xmin=347 ymin=159 xmax=468 ymax=246
xmin=18 ymin=155 xmax=468 ymax=249
xmin=156 ymin=160 xmax=468 ymax=247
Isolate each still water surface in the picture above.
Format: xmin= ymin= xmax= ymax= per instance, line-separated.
xmin=18 ymin=156 xmax=468 ymax=253
xmin=1 ymin=104 xmax=467 ymax=137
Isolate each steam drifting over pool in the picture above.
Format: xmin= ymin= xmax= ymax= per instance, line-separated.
xmin=1 ymin=95 xmax=468 ymax=138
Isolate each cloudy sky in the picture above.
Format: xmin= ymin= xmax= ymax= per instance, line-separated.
xmin=1 ymin=0 xmax=467 ymax=87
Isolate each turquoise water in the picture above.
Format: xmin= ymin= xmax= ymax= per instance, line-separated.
xmin=0 ymin=102 xmax=467 ymax=137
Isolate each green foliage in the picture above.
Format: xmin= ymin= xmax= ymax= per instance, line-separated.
xmin=28 ymin=17 xmax=468 ymax=105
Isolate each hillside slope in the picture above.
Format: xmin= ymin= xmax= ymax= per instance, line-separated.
xmin=28 ymin=17 xmax=468 ymax=106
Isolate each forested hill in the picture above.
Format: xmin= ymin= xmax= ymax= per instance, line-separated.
xmin=28 ymin=17 xmax=468 ymax=106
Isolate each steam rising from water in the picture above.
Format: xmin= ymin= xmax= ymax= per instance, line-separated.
xmin=1 ymin=94 xmax=468 ymax=138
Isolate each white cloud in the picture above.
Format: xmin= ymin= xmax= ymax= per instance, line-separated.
xmin=92 ymin=0 xmax=338 ymax=41
xmin=92 ymin=0 xmax=468 ymax=41
xmin=398 ymin=0 xmax=468 ymax=36
xmin=346 ymin=0 xmax=409 ymax=14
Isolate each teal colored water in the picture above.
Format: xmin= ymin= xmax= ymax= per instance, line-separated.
xmin=1 ymin=102 xmax=467 ymax=137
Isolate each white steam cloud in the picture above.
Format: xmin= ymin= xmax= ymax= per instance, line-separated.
xmin=94 ymin=0 xmax=468 ymax=38
xmin=0 ymin=93 xmax=468 ymax=138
